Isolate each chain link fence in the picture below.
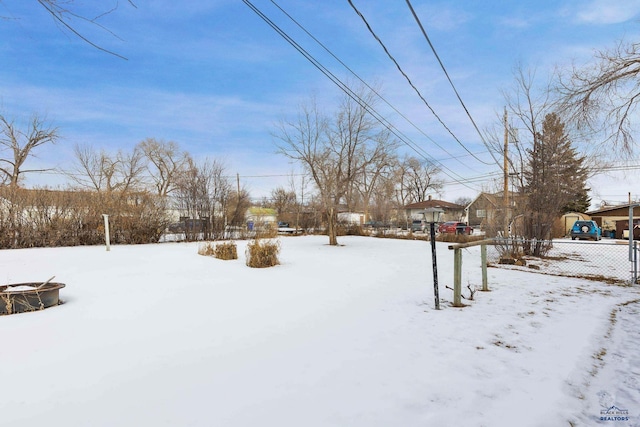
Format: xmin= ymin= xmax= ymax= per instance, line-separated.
xmin=486 ymin=239 xmax=639 ymax=284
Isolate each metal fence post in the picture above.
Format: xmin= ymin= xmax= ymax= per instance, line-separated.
xmin=453 ymin=248 xmax=463 ymax=307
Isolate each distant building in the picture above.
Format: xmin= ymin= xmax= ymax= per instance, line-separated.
xmin=404 ymin=197 xmax=466 ymax=222
xmin=587 ymin=203 xmax=640 ymax=239
xmin=337 ymin=211 xmax=365 ymax=226
xmin=466 ymin=191 xmax=521 ymax=229
xmin=246 ymin=207 xmax=277 ymax=231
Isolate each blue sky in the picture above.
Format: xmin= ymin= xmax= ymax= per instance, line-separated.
xmin=0 ymin=0 xmax=639 ymax=205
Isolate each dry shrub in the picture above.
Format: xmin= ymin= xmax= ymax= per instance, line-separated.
xmin=198 ymin=242 xmax=216 ymax=256
xmin=255 ymin=224 xmax=278 ymax=239
xmin=214 ymin=241 xmax=238 ymax=260
xmin=246 ymin=239 xmax=280 ymax=268
xmin=0 ymin=187 xmax=170 ymax=249
xmin=338 ymin=224 xmax=365 ymax=236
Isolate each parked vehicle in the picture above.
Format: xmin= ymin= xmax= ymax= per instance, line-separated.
xmin=364 ymin=221 xmax=390 ymax=229
xmin=411 ymin=220 xmax=425 ymax=232
xmin=277 ymin=221 xmax=298 ymax=234
xmin=438 ymin=221 xmax=473 ymax=235
xmin=570 ymin=220 xmax=601 ymax=241
xmin=167 ymin=218 xmax=208 ymax=233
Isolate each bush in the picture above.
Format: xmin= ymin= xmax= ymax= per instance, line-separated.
xmin=0 ymin=187 xmax=171 ymax=249
xmin=245 ymin=239 xmax=280 ymax=268
xmin=214 ymin=241 xmax=238 ymax=260
xmin=197 ymin=242 xmax=216 ymax=256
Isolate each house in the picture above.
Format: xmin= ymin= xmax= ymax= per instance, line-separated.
xmin=466 ymin=191 xmax=521 ymax=229
xmin=586 ymin=203 xmax=640 ymax=239
xmin=404 ymin=197 xmax=466 ymax=223
xmin=245 ymin=206 xmax=278 ymax=231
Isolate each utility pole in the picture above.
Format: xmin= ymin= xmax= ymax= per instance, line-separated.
xmin=503 ymin=107 xmax=510 ymax=236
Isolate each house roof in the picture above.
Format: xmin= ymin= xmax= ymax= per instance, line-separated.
xmin=404 ymin=199 xmax=465 ymax=210
xmin=587 ymin=203 xmax=640 ymax=215
xmin=247 ymin=207 xmax=277 ymax=216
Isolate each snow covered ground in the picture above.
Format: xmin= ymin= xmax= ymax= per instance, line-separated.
xmin=1 ymin=235 xmax=639 ymax=426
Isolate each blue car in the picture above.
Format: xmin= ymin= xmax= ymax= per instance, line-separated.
xmin=570 ymin=220 xmax=601 ymax=241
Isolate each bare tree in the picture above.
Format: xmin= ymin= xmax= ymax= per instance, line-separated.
xmin=396 ymin=155 xmax=443 ymax=204
xmin=137 ymin=138 xmax=190 ymax=196
xmin=32 ymin=0 xmax=137 ymax=59
xmin=558 ymin=40 xmax=640 ymax=153
xmin=0 ymin=114 xmax=59 ymax=187
xmin=69 ymin=144 xmax=145 ymax=193
xmin=274 ymin=86 xmax=393 ymax=246
xmin=117 ymin=147 xmax=146 ymax=193
xmin=369 ymin=176 xmax=397 ymax=226
xmin=226 ymin=188 xmax=252 ymax=229
xmin=173 ymin=157 xmax=231 ymax=240
xmin=355 ymin=130 xmax=398 ymax=223
xmin=269 ymin=186 xmax=297 ymax=223
xmin=453 ymin=196 xmax=473 ymax=207
xmin=69 ymin=145 xmax=110 ymax=191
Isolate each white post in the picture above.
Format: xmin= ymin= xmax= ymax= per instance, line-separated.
xmin=102 ymin=214 xmax=111 ymax=252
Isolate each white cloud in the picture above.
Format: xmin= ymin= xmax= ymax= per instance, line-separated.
xmin=576 ymin=0 xmax=640 ymax=24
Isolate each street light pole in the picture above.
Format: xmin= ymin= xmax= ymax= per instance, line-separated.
xmin=430 ymin=220 xmax=440 ymax=310
xmin=423 ymin=207 xmax=444 ymax=310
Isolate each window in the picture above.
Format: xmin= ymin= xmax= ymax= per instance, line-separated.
xmin=476 ymin=209 xmax=486 ymax=218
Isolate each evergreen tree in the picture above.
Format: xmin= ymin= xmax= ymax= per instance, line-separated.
xmin=520 ymin=113 xmax=589 ymax=253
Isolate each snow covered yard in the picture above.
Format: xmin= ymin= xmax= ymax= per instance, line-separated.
xmin=1 ymin=235 xmax=638 ymax=426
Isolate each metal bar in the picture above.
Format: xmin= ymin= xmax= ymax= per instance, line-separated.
xmin=430 ymin=222 xmax=440 ymax=310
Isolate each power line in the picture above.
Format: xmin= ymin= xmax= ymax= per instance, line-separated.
xmin=242 ymin=0 xmax=481 ymax=191
xmin=267 ymin=0 xmax=482 ymax=174
xmin=347 ymin=0 xmax=494 ymax=167
xmin=404 ymin=0 xmax=502 ymax=169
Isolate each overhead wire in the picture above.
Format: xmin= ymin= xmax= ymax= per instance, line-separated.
xmin=404 ymin=0 xmax=503 ymax=169
xmin=242 ymin=0 xmax=481 ymax=191
xmin=346 ymin=0 xmax=495 ymax=167
xmin=268 ymin=0 xmax=482 ymax=174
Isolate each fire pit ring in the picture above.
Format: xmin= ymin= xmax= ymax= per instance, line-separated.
xmin=0 ymin=282 xmax=65 ymax=315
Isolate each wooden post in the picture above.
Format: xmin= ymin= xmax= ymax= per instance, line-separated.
xmin=481 ymin=243 xmax=488 ymax=291
xmin=453 ymin=248 xmax=462 ymax=307
xmin=102 ymin=214 xmax=111 ymax=252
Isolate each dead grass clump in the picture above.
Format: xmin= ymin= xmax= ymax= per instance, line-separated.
xmin=255 ymin=224 xmax=278 ymax=239
xmin=214 ymin=241 xmax=238 ymax=260
xmin=246 ymin=239 xmax=280 ymax=268
xmin=198 ymin=241 xmax=238 ymax=260
xmin=198 ymin=242 xmax=216 ymax=256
